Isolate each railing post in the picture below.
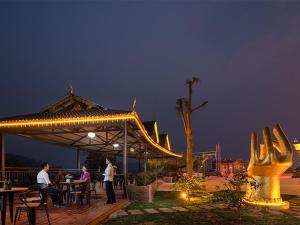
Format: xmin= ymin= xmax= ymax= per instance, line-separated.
xmin=123 ymin=121 xmax=128 ymax=198
xmin=77 ymin=149 xmax=80 ymax=170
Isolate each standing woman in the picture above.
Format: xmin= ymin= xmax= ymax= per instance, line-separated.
xmin=103 ymin=158 xmax=116 ymax=204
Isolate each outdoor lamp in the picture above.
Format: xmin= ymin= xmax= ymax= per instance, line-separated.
xmin=130 ymin=147 xmax=135 ymax=152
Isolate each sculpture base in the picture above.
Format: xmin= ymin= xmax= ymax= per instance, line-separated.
xmin=243 ymin=199 xmax=289 ymax=210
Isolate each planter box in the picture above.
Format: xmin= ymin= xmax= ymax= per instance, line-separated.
xmin=127 ymin=180 xmax=157 ymax=202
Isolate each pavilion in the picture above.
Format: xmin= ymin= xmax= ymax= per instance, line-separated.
xmin=0 ymin=87 xmax=182 ymax=195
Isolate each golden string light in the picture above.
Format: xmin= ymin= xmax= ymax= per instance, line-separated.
xmin=0 ymin=112 xmax=182 ymax=158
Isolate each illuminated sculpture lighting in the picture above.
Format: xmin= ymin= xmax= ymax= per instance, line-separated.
xmin=244 ymin=124 xmax=293 ymax=209
xmin=293 ymin=138 xmax=300 ymax=155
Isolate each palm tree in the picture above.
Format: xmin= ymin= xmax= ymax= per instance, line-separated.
xmin=176 ymin=77 xmax=208 ymax=177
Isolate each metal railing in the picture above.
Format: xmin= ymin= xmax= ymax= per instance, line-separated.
xmin=0 ymin=167 xmax=102 ymax=186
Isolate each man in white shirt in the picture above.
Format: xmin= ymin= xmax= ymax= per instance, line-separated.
xmin=37 ymin=162 xmax=64 ymax=207
xmin=37 ymin=163 xmax=51 ymax=186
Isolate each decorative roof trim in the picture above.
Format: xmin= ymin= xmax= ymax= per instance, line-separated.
xmin=131 ymin=112 xmax=180 ymax=157
xmin=0 ymin=112 xmax=182 ymax=158
xmin=153 ymin=121 xmax=160 ymax=144
xmin=43 ymin=94 xmax=100 ymax=114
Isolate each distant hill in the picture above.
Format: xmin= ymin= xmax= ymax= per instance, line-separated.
xmin=5 ymin=153 xmax=40 ymax=167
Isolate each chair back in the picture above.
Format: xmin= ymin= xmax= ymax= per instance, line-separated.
xmin=29 ymin=184 xmax=42 ymax=192
xmin=90 ymin=182 xmax=96 ymax=191
xmin=80 ymin=182 xmax=88 ymax=193
xmin=19 ymin=186 xmax=49 ymax=208
xmin=77 ymin=182 xmax=90 ymax=195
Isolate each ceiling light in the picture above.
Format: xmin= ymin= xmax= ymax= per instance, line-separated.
xmin=113 ymin=143 xmax=120 ymax=148
xmin=88 ymin=132 xmax=96 ymax=138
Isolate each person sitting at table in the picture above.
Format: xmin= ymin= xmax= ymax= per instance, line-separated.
xmin=80 ymin=166 xmax=91 ymax=182
xmin=103 ymin=158 xmax=116 ymax=204
xmin=55 ymin=169 xmax=65 ymax=183
xmin=37 ymin=162 xmax=65 ymax=207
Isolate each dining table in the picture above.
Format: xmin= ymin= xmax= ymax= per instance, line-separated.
xmin=59 ymin=180 xmax=86 ymax=205
xmin=0 ymin=187 xmax=28 ymax=225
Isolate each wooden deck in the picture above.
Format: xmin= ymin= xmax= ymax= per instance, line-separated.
xmin=6 ymin=186 xmax=128 ymax=225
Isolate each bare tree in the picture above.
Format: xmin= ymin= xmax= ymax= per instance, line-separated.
xmin=176 ymin=77 xmax=208 ymax=177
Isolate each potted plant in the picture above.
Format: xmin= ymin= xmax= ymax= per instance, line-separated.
xmin=127 ymin=172 xmax=157 ymax=202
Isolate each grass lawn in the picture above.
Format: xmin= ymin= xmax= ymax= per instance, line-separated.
xmin=125 ymin=191 xmax=187 ymax=210
xmin=102 ymin=192 xmax=300 ymax=225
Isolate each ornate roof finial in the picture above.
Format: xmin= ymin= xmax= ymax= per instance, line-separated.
xmin=68 ymin=82 xmax=74 ymax=95
xmin=132 ymin=97 xmax=137 ymax=111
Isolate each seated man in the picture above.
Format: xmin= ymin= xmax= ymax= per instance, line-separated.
xmin=37 ymin=162 xmax=65 ymax=207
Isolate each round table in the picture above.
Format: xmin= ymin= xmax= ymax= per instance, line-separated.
xmin=0 ymin=187 xmax=28 ymax=225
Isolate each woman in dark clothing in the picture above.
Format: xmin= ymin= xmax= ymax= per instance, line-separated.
xmin=103 ymin=158 xmax=116 ymax=204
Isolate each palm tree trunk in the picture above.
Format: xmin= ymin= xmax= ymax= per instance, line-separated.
xmin=187 ymin=82 xmax=194 ymax=177
xmin=186 ymin=129 xmax=193 ymax=177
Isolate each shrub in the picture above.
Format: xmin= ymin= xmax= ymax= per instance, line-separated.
xmin=147 ymin=160 xmax=164 ymax=173
xmin=175 ymin=176 xmax=205 ymax=201
xmin=214 ymin=171 xmax=260 ymax=221
xmin=135 ymin=172 xmax=157 ymax=186
xmin=147 ymin=159 xmax=180 ymax=175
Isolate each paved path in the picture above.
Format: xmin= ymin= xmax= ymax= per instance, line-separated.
xmin=109 ymin=204 xmax=246 ymax=220
xmin=107 ymin=177 xmax=300 ymax=220
xmin=108 ymin=198 xmax=300 ymax=220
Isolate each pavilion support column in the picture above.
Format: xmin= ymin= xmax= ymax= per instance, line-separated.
xmin=144 ymin=145 xmax=148 ymax=172
xmin=77 ymin=149 xmax=80 ymax=170
xmin=114 ymin=155 xmax=117 ymax=166
xmin=0 ymin=133 xmax=5 ymax=180
xmin=123 ymin=121 xmax=128 ymax=198
xmin=138 ymin=158 xmax=141 ymax=172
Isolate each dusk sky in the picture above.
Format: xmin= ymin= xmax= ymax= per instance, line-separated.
xmin=1 ymin=2 xmax=300 ymax=168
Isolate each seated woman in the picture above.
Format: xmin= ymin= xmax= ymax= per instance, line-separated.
xmin=80 ymin=166 xmax=91 ymax=182
xmin=55 ymin=169 xmax=65 ymax=183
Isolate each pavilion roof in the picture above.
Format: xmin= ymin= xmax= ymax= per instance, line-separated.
xmin=159 ymin=134 xmax=171 ymax=150
xmin=142 ymin=121 xmax=160 ymax=143
xmin=0 ymin=93 xmax=130 ymax=121
xmin=0 ymin=91 xmax=182 ymax=159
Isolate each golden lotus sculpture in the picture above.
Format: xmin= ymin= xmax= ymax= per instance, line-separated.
xmin=244 ymin=124 xmax=293 ymax=209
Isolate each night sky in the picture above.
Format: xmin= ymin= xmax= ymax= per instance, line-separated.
xmin=1 ymin=1 xmax=300 ymax=168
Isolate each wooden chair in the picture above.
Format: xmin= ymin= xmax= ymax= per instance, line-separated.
xmin=90 ymin=182 xmax=97 ymax=196
xmin=70 ymin=182 xmax=91 ymax=206
xmin=22 ymin=185 xmax=42 ymax=203
xmin=14 ymin=187 xmax=50 ymax=225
